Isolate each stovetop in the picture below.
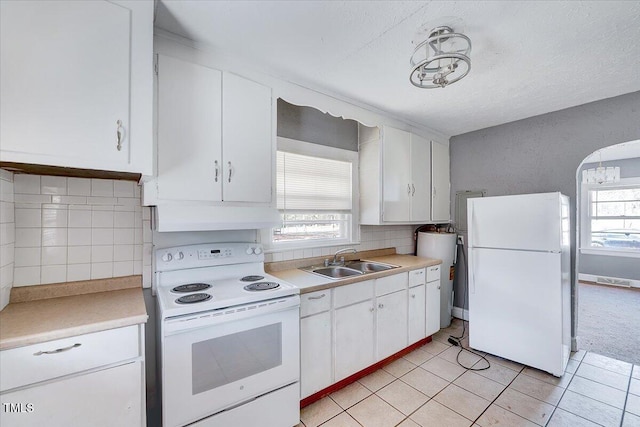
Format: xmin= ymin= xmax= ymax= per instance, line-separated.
xmin=154 ymin=243 xmax=299 ymax=319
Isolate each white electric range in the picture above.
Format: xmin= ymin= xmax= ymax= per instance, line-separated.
xmin=155 ymin=243 xmax=300 ymax=427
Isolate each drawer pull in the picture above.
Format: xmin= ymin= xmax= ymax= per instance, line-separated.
xmin=33 ymin=343 xmax=81 ymax=356
xmin=307 ymin=293 xmax=326 ymax=300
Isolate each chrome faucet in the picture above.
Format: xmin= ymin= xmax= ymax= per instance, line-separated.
xmin=331 ymin=248 xmax=357 ymax=266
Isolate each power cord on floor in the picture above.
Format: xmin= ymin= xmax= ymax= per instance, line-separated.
xmin=447 ymin=239 xmax=491 ymax=371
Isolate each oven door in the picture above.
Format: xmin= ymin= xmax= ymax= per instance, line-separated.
xmin=161 ymin=299 xmax=300 ymax=427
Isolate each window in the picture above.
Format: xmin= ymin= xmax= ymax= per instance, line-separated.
xmin=581 ymin=180 xmax=640 ymax=256
xmin=263 ymin=138 xmax=359 ymax=249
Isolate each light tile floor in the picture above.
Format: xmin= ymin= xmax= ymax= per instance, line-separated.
xmin=299 ymin=319 xmax=640 ymax=427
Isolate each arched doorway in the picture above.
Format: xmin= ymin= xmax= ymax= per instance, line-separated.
xmin=575 ymin=140 xmax=640 ymax=364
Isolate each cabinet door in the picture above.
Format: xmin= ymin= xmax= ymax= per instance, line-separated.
xmin=0 ymin=362 xmax=143 ymax=427
xmin=426 ymin=280 xmax=441 ymax=336
xmin=431 ymin=141 xmax=450 ymax=221
xmin=334 ymin=300 xmax=375 ymax=381
xmin=0 ymin=1 xmax=149 ymax=173
xmin=408 ymin=284 xmax=426 ymax=344
xmin=376 ymin=289 xmax=408 ymax=360
xmin=222 ymin=73 xmax=272 ymax=203
xmin=300 ymin=312 xmax=332 ymax=398
xmin=410 ymin=134 xmax=431 ymax=222
xmin=382 ymin=127 xmax=411 ymax=222
xmin=157 ymin=55 xmax=222 ymax=201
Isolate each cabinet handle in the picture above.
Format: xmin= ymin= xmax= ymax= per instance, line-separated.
xmin=411 ymin=294 xmax=416 ymax=298
xmin=116 ymin=120 xmax=123 ymax=151
xmin=369 ymin=307 xmax=374 ymax=312
xmin=33 ymin=343 xmax=81 ymax=356
xmin=412 ymin=184 xmax=415 ymax=196
xmin=437 ymin=285 xmax=441 ymax=289
xmin=214 ymin=160 xmax=219 ymax=182
xmin=407 ymin=184 xmax=411 ymax=195
xmin=378 ymin=303 xmax=384 ymax=309
xmin=228 ymin=162 xmax=233 ymax=183
xmin=308 ymin=293 xmax=326 ymax=300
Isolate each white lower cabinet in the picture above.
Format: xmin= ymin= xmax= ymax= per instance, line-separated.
xmin=408 ymin=284 xmax=426 ymax=344
xmin=300 ymin=311 xmax=332 ymax=399
xmin=426 ymin=265 xmax=442 ymax=336
xmin=299 ymin=266 xmax=441 ymax=398
xmin=376 ymin=289 xmax=408 ymax=360
xmin=0 ymin=361 xmax=143 ymax=427
xmin=0 ymin=324 xmax=146 ymax=427
xmin=334 ymin=299 xmax=375 ymax=381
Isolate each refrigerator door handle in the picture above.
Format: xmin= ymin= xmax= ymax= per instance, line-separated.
xmin=470 ymin=257 xmax=476 ymax=294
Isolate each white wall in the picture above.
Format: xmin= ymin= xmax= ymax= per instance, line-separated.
xmin=11 ymin=174 xmax=153 ymax=287
xmin=0 ymin=170 xmax=15 ymax=309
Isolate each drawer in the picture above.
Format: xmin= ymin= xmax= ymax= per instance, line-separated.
xmin=334 ymin=279 xmax=374 ymax=308
xmin=300 ymin=290 xmax=331 ymax=317
xmin=0 ymin=325 xmax=140 ymax=392
xmin=408 ymin=268 xmax=426 ymax=287
xmin=426 ymin=265 xmax=441 ymax=282
xmin=375 ymin=272 xmax=408 ymax=296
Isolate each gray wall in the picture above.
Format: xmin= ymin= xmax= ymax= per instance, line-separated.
xmin=277 ymin=99 xmax=358 ymax=151
xmin=579 ymin=157 xmax=640 ymax=280
xmin=449 ymin=91 xmax=640 ymax=342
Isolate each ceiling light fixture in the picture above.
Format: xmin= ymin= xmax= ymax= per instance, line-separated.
xmin=410 ymin=25 xmax=471 ymax=89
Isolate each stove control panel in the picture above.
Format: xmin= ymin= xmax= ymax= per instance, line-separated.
xmin=155 ymin=243 xmax=265 ymax=272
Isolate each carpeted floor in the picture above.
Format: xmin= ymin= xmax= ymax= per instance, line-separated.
xmin=578 ymin=281 xmax=640 ymax=365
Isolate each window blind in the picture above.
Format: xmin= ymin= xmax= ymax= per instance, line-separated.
xmin=277 ymin=151 xmax=352 ymax=211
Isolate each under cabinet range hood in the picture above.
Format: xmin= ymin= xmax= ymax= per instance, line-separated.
xmin=154 ymin=205 xmax=282 ymax=232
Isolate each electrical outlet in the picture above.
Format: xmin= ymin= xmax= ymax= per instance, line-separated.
xmin=457 ymin=235 xmax=464 ymax=245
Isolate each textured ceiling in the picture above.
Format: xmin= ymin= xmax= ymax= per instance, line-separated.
xmin=155 ymin=1 xmax=640 ymax=137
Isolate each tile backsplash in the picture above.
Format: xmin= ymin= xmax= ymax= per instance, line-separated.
xmin=263 ymin=225 xmax=416 ymax=262
xmin=0 ymin=170 xmax=15 ymax=309
xmin=12 ymin=174 xmax=152 ymax=287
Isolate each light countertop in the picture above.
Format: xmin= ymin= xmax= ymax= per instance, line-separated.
xmin=0 ymin=276 xmax=148 ymax=350
xmin=267 ymin=250 xmax=441 ymax=294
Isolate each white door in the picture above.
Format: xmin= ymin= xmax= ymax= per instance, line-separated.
xmin=408 ymin=284 xmax=426 ymax=344
xmin=468 ymin=248 xmax=564 ymax=375
xmin=0 ymin=362 xmax=143 ymax=427
xmin=157 ymin=55 xmax=222 ymax=201
xmin=0 ymin=0 xmax=130 ymax=169
xmin=382 ymin=127 xmax=411 ymax=222
xmin=376 ymin=290 xmax=409 ymax=360
xmin=300 ymin=312 xmax=332 ymax=399
xmin=431 ymin=141 xmax=450 ymax=222
xmin=426 ymin=280 xmax=441 ymax=337
xmin=334 ymin=300 xmax=375 ymax=381
xmin=468 ymin=193 xmax=563 ymax=251
xmin=410 ymin=134 xmax=431 ymax=221
xmin=222 ymin=73 xmax=272 ymax=203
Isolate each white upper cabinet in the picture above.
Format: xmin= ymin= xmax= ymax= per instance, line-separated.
xmin=360 ymin=125 xmax=448 ymax=224
xmin=0 ymin=0 xmax=153 ymax=175
xmin=222 ymin=73 xmax=272 ymax=203
xmin=149 ymin=55 xmax=273 ymax=205
xmin=431 ymin=141 xmax=451 ymax=222
xmin=157 ymin=55 xmax=222 ymax=202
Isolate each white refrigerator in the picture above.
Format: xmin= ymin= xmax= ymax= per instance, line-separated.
xmin=467 ymin=192 xmax=571 ymax=377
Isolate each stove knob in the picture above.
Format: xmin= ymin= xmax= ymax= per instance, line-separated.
xmin=174 ymin=251 xmax=184 ymax=261
xmin=246 ymin=247 xmax=254 ymax=255
xmin=161 ymin=253 xmax=173 ymax=262
xmin=253 ymin=247 xmax=263 ymax=255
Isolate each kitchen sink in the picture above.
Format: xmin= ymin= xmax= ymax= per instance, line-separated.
xmin=307 ymin=266 xmax=364 ymax=279
xmin=345 ymin=260 xmax=397 ymax=273
xmin=301 ymin=260 xmax=398 ymax=279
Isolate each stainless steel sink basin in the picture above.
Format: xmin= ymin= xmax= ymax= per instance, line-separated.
xmin=345 ymin=260 xmax=397 ymax=273
xmin=301 ymin=260 xmax=398 ymax=279
xmin=309 ymin=266 xmax=364 ymax=279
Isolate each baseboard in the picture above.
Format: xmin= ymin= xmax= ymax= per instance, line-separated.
xmin=452 ymin=306 xmax=469 ymax=321
xmin=579 ymin=273 xmax=639 ymax=288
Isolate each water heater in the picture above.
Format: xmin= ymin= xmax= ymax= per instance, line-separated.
xmin=417 ymin=231 xmax=457 ymax=328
